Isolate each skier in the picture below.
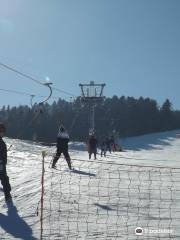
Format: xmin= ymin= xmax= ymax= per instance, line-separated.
xmin=105 ymin=137 xmax=111 ymax=153
xmin=51 ymin=125 xmax=72 ymax=170
xmin=110 ymin=135 xmax=116 ymax=152
xmin=0 ymin=122 xmax=12 ymax=202
xmin=100 ymin=139 xmax=106 ymax=157
xmin=88 ymin=134 xmax=98 ymax=160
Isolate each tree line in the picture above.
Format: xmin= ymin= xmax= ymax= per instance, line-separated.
xmin=0 ymin=96 xmax=179 ymax=143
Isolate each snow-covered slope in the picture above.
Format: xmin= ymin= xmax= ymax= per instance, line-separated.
xmin=119 ymin=129 xmax=180 ymax=168
xmin=0 ymin=130 xmax=180 ymax=239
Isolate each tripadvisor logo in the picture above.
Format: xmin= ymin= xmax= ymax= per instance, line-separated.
xmin=135 ymin=227 xmax=143 ymax=236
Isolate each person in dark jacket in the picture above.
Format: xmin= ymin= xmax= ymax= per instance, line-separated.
xmin=0 ymin=122 xmax=12 ymax=202
xmin=100 ymin=139 xmax=106 ymax=157
xmin=109 ymin=135 xmax=116 ymax=152
xmin=51 ymin=125 xmax=72 ymax=170
xmin=105 ymin=137 xmax=111 ymax=153
xmin=88 ymin=134 xmax=98 ymax=160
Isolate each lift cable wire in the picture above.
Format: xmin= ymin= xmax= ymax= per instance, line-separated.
xmin=52 ymin=86 xmax=77 ymax=98
xmin=0 ymin=61 xmax=77 ymax=99
xmin=0 ymin=62 xmax=43 ymax=85
xmin=0 ymin=87 xmax=32 ymax=97
xmin=0 ymin=87 xmax=59 ymax=100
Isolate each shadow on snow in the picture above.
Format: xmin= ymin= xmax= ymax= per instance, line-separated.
xmin=72 ymin=169 xmax=96 ymax=177
xmin=0 ymin=200 xmax=36 ymax=240
xmin=94 ymin=203 xmax=114 ymax=211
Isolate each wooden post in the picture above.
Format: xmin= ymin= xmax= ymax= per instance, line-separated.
xmin=40 ymin=151 xmax=46 ymax=240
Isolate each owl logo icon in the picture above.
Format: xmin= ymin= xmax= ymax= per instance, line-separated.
xmin=135 ymin=227 xmax=143 ymax=236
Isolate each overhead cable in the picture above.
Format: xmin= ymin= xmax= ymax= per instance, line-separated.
xmin=0 ymin=61 xmax=77 ymax=98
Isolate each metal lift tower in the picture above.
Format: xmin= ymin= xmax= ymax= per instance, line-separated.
xmin=79 ymin=81 xmax=106 ymax=135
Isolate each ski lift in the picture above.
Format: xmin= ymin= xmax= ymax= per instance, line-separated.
xmin=31 ymin=82 xmax=53 ymax=114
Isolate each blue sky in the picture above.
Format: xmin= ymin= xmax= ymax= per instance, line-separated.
xmin=0 ymin=0 xmax=180 ymax=109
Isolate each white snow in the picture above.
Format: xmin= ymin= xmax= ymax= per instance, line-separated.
xmin=0 ymin=130 xmax=180 ymax=239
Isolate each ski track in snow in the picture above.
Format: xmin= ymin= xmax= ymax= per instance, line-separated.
xmin=0 ymin=130 xmax=180 ymax=239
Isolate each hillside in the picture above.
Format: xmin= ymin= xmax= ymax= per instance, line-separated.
xmin=0 ymin=130 xmax=180 ymax=239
